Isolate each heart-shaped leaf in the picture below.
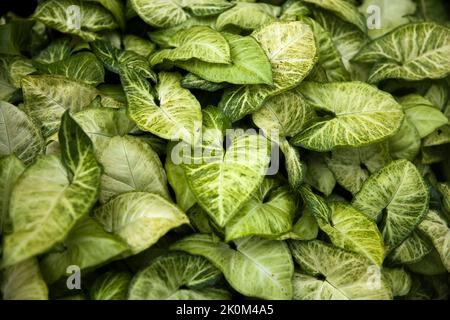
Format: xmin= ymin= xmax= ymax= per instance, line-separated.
xmin=90 ymin=271 xmax=132 ymax=300
xmin=216 ymin=2 xmax=280 ymax=31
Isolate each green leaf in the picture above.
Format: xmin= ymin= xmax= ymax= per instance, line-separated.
xmin=353 ymin=22 xmax=450 ymax=83
xmin=288 ymin=208 xmax=319 ymax=240
xmin=36 ymin=52 xmax=105 ymax=86
xmin=165 ymin=145 xmax=197 ymax=211
xmin=1 ymin=112 xmax=101 ymax=267
xmin=34 ymin=0 xmax=118 ymax=41
xmin=174 ymin=32 xmax=273 ymax=85
xmin=352 ymin=159 xmax=429 ymax=252
xmin=406 ymin=247 xmax=447 ymax=276
xmin=123 ymin=35 xmax=156 ymax=58
xmin=326 ymin=144 xmax=391 ymax=194
xmin=303 ymin=0 xmax=367 ymax=33
xmin=0 ymin=155 xmax=24 ymax=235
xmin=1 ymin=258 xmax=48 ymax=300
xmin=388 ymin=117 xmax=421 ymax=161
xmin=290 ymin=240 xmax=392 ymax=300
xmin=291 ymin=82 xmax=404 ymax=151
xmin=94 ymin=192 xmax=188 ymax=255
xmin=181 ymin=107 xmax=271 ymax=227
xmin=150 ymin=26 xmax=231 ymax=65
xmin=300 ymin=186 xmax=385 ymax=266
xmin=418 ymin=210 xmax=450 ymax=272
xmin=382 ymin=267 xmax=412 ymax=297
xmin=121 ymin=71 xmax=202 ymax=145
xmin=0 ymin=18 xmax=35 ymax=55
xmin=90 ymin=271 xmax=132 ymax=300
xmin=216 ymin=2 xmax=280 ymax=31
xmin=387 ymin=230 xmax=432 ymax=265
xmin=220 ymin=21 xmax=317 ymax=121
xmin=181 ymin=73 xmax=227 ymax=92
xmin=403 ymin=104 xmax=448 ymax=138
xmin=73 ymin=107 xmax=135 ymax=156
xmin=0 ymin=101 xmax=45 ymax=165
xmin=181 ymin=0 xmax=235 ymax=17
xmin=415 ymin=0 xmax=449 ymax=24
xmin=22 ymin=75 xmax=121 ymax=138
xmin=225 ymin=178 xmax=296 ymax=241
xmin=91 ymin=40 xmax=155 ymax=80
xmin=33 ymin=38 xmax=72 ymax=64
xmin=299 ymin=16 xmax=350 ymax=82
xmin=280 ymin=141 xmax=305 ymax=190
xmin=83 ymin=0 xmax=126 ymax=29
xmin=128 ymin=252 xmax=227 ymax=300
xmin=98 ymin=136 xmax=170 ymax=203
xmin=40 ymin=216 xmax=128 ymax=284
xmin=304 ymin=153 xmax=336 ymax=197
xmin=171 ymin=234 xmax=294 ymax=300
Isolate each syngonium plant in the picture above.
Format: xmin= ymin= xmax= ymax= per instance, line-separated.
xmin=0 ymin=0 xmax=449 ymax=300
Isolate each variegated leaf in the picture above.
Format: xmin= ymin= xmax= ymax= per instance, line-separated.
xmin=33 ymin=0 xmax=118 ymax=41
xmin=220 ymin=21 xmax=317 ymax=121
xmin=290 ymin=240 xmax=392 ymax=300
xmin=291 ymin=82 xmax=404 ymax=151
xmin=181 ymin=107 xmax=271 ymax=227
xmin=382 ymin=267 xmax=412 ymax=297
xmin=171 ymin=234 xmax=294 ymax=300
xmin=120 ymin=70 xmax=202 ymax=145
xmin=388 ymin=117 xmax=421 ymax=161
xmin=94 ymin=192 xmax=188 ymax=255
xmin=303 ymin=152 xmax=336 ymax=197
xmin=90 ymin=271 xmax=132 ymax=300
xmin=0 ymin=101 xmax=45 ymax=165
xmin=225 ymin=178 xmax=296 ymax=241
xmin=216 ymin=2 xmax=280 ymax=31
xmin=353 ymin=22 xmax=450 ymax=83
xmin=128 ymin=252 xmax=227 ymax=300
xmin=150 ymin=26 xmax=231 ymax=65
xmin=1 ymin=112 xmax=101 ymax=267
xmin=123 ymin=35 xmax=156 ymax=58
xmin=352 ymin=160 xmax=429 ymax=252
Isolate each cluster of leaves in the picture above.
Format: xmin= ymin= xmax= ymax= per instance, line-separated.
xmin=0 ymin=0 xmax=449 ymax=300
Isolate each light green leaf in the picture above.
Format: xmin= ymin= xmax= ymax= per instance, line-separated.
xmin=352 ymin=160 xmax=429 ymax=252
xmin=220 ymin=21 xmax=317 ymax=121
xmin=165 ymin=145 xmax=197 ymax=211
xmin=21 ymin=75 xmax=121 ymax=138
xmin=0 ymin=155 xmax=24 ymax=235
xmin=387 ymin=230 xmax=432 ymax=265
xmin=83 ymin=0 xmax=126 ymax=29
xmin=304 ymin=153 xmax=336 ymax=197
xmin=186 ymin=205 xmax=213 ymax=234
xmin=216 ymin=2 xmax=280 ymax=31
xmin=128 ymin=252 xmax=227 ymax=300
xmin=172 ymin=234 xmax=294 ymax=300
xmin=40 ymin=216 xmax=128 ymax=284
xmin=438 ymin=183 xmax=450 ymax=214
xmin=91 ymin=40 xmax=156 ymax=80
xmin=225 ymin=178 xmax=296 ymax=241
xmin=300 ymin=16 xmax=350 ymax=82
xmin=182 ymin=107 xmax=271 ymax=227
xmin=300 ymin=186 xmax=384 ymax=266
xmin=181 ymin=0 xmax=235 ymax=17
xmin=280 ymin=0 xmax=310 ymax=21
xmin=418 ymin=210 xmax=450 ymax=272
xmin=353 ymin=22 xmax=450 ymax=83
xmin=120 ymin=71 xmax=202 ymax=145
xmin=36 ymin=52 xmax=105 ymax=86
xmin=98 ymin=136 xmax=170 ymax=203
xmin=291 ymin=82 xmax=404 ymax=151
xmin=303 ymin=0 xmax=367 ymax=32
xmin=174 ymin=32 xmax=273 ymax=85
xmin=94 ymin=192 xmax=188 ymax=255
xmin=73 ymin=107 xmax=135 ymax=156
xmin=123 ymin=35 xmax=156 ymax=58
xmin=290 ymin=240 xmax=392 ymax=300
xmin=288 ymin=208 xmax=319 ymax=240
xmin=313 ymin=10 xmax=368 ymax=76
xmin=1 ymin=112 xmax=101 ymax=267
xmin=326 ymin=144 xmax=391 ymax=194
xmin=1 ymin=258 xmax=48 ymax=300
xmin=90 ymin=271 xmax=132 ymax=300
xmin=181 ymin=73 xmax=227 ymax=92
xmin=280 ymin=141 xmax=305 ymax=190
xmin=150 ymin=26 xmax=231 ymax=65
xmin=33 ymin=38 xmax=72 ymax=64
xmin=424 ymin=81 xmax=449 ymax=111
xmin=406 ymin=247 xmax=447 ymax=276
xmin=403 ymin=105 xmax=448 ymax=138
xmin=34 ymin=0 xmax=118 ymax=41
xmin=388 ymin=117 xmax=421 ymax=161
xmin=0 ymin=101 xmax=45 ymax=165
xmin=382 ymin=267 xmax=412 ymax=297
